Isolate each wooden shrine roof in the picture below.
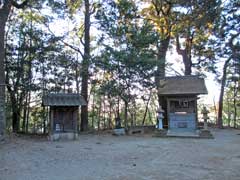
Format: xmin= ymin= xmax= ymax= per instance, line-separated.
xmin=158 ymin=76 xmax=208 ymax=96
xmin=42 ymin=93 xmax=87 ymax=106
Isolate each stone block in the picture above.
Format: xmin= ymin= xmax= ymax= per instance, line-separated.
xmin=49 ymin=132 xmax=78 ymax=141
xmin=127 ymin=127 xmax=144 ymax=135
xmin=113 ymin=128 xmax=125 ymax=136
xmin=153 ymin=129 xmax=167 ymax=137
xmin=199 ymin=129 xmax=213 ymax=138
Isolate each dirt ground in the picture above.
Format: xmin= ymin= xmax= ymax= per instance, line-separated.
xmin=1 ymin=129 xmax=240 ymax=180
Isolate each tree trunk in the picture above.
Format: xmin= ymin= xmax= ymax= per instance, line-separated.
xmin=0 ymin=1 xmax=11 ymax=136
xmin=227 ymin=97 xmax=231 ymax=127
xmin=124 ymin=101 xmax=128 ymax=129
xmin=176 ymin=35 xmax=192 ymax=75
xmin=217 ymin=58 xmax=231 ymax=128
xmin=22 ymin=95 xmax=28 ymax=132
xmin=148 ymin=109 xmax=153 ymax=124
xmin=75 ymin=65 xmax=80 ymax=94
xmin=182 ymin=51 xmax=192 ymax=75
xmin=151 ymin=1 xmax=172 ymax=110
xmin=103 ymin=95 xmax=106 ymax=130
xmin=26 ymin=108 xmax=29 ymax=133
xmin=91 ymin=92 xmax=95 ymax=129
xmin=130 ymin=111 xmax=134 ymax=127
xmin=6 ymin=84 xmax=22 ymax=133
xmin=10 ymin=92 xmax=21 ymax=133
xmin=97 ymin=100 xmax=102 ymax=131
xmin=233 ymin=81 xmax=237 ymax=128
xmin=81 ymin=0 xmax=90 ymax=131
xmin=156 ymin=37 xmax=170 ymax=83
xmin=108 ymin=98 xmax=112 ymax=129
xmin=43 ymin=106 xmax=46 ymax=134
xmin=213 ymin=97 xmax=218 ymax=124
xmin=142 ymin=92 xmax=152 ymax=126
xmin=12 ymin=110 xmax=19 ymax=132
xmin=156 ymin=36 xmax=170 ymax=113
xmin=133 ymin=100 xmax=136 ymax=126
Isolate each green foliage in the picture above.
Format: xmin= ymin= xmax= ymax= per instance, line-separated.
xmin=142 ymin=0 xmax=174 ymax=39
xmin=176 ymin=0 xmax=220 ymax=73
xmin=210 ymin=0 xmax=239 ymax=87
xmin=96 ymin=0 xmax=158 ymax=97
xmin=65 ymin=0 xmax=83 ymax=15
xmin=3 ymin=0 xmax=238 ymax=132
xmin=223 ymin=85 xmax=240 ymax=127
xmin=4 ymin=3 xmax=81 ymax=132
xmin=92 ymin=0 xmax=160 ymax=126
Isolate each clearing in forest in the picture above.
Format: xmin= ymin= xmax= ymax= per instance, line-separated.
xmin=1 ymin=129 xmax=240 ymax=180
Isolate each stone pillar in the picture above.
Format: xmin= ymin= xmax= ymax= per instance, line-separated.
xmin=153 ymin=105 xmax=167 ymax=137
xmin=201 ymin=106 xmax=209 ymax=130
xmin=157 ymin=106 xmax=164 ymax=130
xmin=199 ymin=106 xmax=213 ymax=138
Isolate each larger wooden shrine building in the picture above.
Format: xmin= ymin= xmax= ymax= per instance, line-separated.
xmin=158 ymin=76 xmax=208 ymax=133
xmin=43 ymin=93 xmax=86 ymax=140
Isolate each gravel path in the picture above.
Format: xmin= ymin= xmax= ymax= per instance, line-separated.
xmin=1 ymin=129 xmax=240 ymax=180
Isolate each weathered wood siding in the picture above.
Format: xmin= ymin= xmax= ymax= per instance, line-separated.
xmin=51 ymin=106 xmax=78 ymax=132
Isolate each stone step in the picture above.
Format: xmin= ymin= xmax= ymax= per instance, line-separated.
xmin=167 ymin=130 xmax=200 ymax=138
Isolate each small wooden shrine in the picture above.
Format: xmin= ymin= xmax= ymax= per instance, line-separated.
xmin=158 ymin=76 xmax=208 ymax=133
xmin=42 ymin=93 xmax=86 ymax=140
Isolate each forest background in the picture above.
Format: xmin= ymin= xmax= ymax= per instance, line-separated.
xmin=0 ymin=0 xmax=239 ymax=134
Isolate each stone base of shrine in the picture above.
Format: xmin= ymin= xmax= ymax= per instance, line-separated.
xmin=49 ymin=132 xmax=78 ymax=141
xmin=153 ymin=129 xmax=214 ymax=139
xmin=153 ymin=129 xmax=167 ymax=137
xmin=199 ymin=129 xmax=214 ymax=138
xmin=0 ymin=134 xmax=4 ymax=142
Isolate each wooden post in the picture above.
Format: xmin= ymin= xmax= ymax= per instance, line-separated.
xmin=47 ymin=106 xmax=50 ymax=133
xmin=167 ymin=98 xmax=170 ymax=130
xmin=195 ymin=96 xmax=198 ymax=130
xmin=0 ymin=84 xmax=5 ymax=136
xmin=76 ymin=107 xmax=79 ymax=134
xmin=50 ymin=107 xmax=54 ymax=134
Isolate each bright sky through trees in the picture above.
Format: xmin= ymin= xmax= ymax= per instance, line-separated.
xmin=46 ymin=14 xmax=221 ymax=107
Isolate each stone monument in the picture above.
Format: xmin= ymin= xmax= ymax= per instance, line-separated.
xmin=157 ymin=106 xmax=164 ymax=129
xmin=153 ymin=105 xmax=167 ymax=137
xmin=199 ymin=106 xmax=213 ymax=138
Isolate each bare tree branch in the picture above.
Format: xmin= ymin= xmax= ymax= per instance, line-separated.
xmin=38 ymin=13 xmax=84 ymax=58
xmin=176 ymin=34 xmax=184 ymax=55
